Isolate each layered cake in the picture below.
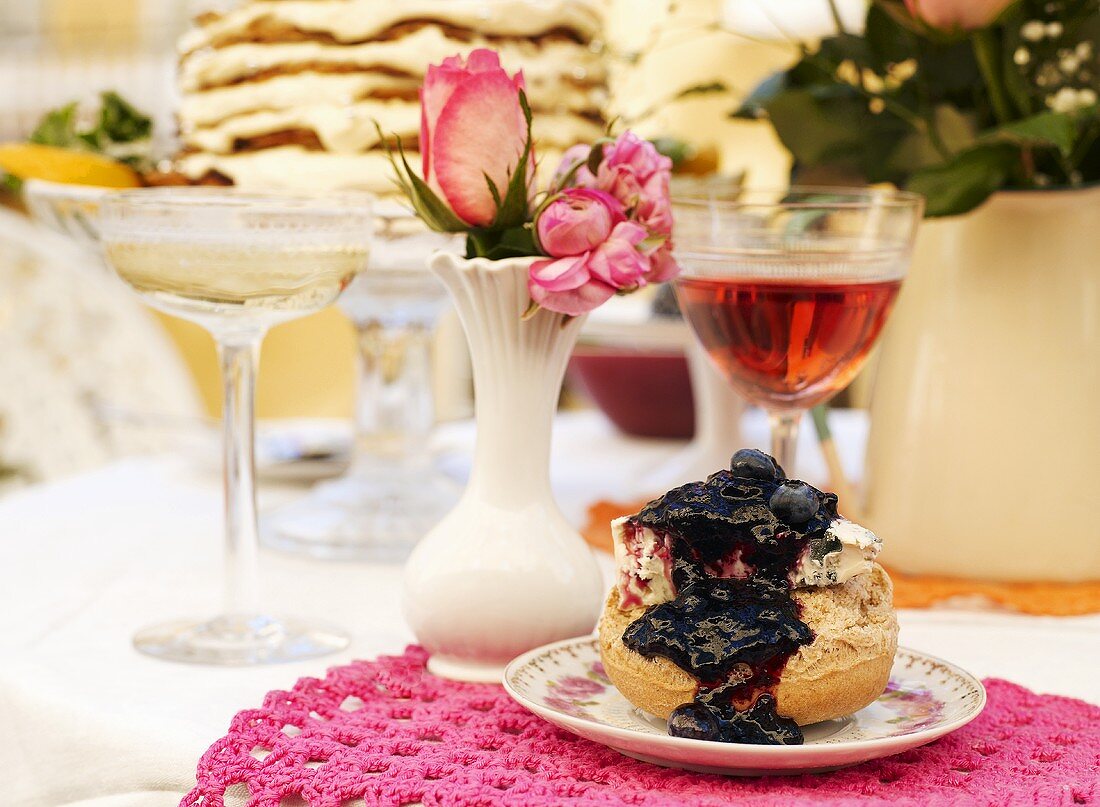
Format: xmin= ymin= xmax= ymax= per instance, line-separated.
xmin=172 ymin=0 xmax=609 ymax=192
xmin=598 ymin=449 xmax=898 ymax=744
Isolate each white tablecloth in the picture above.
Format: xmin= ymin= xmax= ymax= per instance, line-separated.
xmin=3 ymin=411 xmax=1098 ymax=807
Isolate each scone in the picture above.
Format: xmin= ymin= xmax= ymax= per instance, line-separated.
xmin=597 ymin=449 xmax=899 ymax=744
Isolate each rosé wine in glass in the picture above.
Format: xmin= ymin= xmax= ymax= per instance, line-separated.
xmin=672 ymin=188 xmax=922 ymax=476
xmin=676 ymin=275 xmax=902 ymax=411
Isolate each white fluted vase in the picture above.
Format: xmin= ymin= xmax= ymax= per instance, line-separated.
xmin=402 ymin=253 xmax=605 ymax=682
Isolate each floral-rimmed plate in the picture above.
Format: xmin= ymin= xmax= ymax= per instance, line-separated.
xmin=503 ymin=636 xmax=986 ymax=776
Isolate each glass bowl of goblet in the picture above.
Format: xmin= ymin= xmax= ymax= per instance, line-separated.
xmin=672 ymin=186 xmax=923 ymax=476
xmin=98 ymin=187 xmax=374 ymax=665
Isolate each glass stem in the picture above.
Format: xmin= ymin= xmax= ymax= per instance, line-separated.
xmin=218 ymin=334 xmax=263 ymax=619
xmin=768 ymin=409 xmax=803 ymax=477
xmin=354 ymin=320 xmax=434 ymax=468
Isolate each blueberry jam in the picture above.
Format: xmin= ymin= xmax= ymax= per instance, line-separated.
xmin=620 ymin=449 xmax=839 ymax=745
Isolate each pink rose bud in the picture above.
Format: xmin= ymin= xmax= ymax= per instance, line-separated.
xmin=536 ymin=188 xmax=624 ymax=258
xmin=638 ymin=170 xmax=673 ymax=236
xmin=420 ymin=49 xmax=531 ymax=227
xmin=647 ymin=244 xmax=681 ymax=283
xmin=528 ymin=254 xmax=617 ymax=317
xmin=603 ymin=131 xmax=666 ymax=182
xmin=592 ymin=132 xmax=674 ymax=220
xmin=586 ymin=222 xmax=652 ymax=289
xmin=904 ymin=0 xmax=1016 ymax=30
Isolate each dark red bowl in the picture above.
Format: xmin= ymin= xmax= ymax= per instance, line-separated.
xmin=568 ymin=346 xmax=695 ymax=439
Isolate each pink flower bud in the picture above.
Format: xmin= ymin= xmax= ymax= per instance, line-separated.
xmin=536 ymin=188 xmax=624 ymax=258
xmin=420 ymin=49 xmax=531 ymax=227
xmin=528 ymin=254 xmax=616 ymax=316
xmin=586 ymin=222 xmax=652 ymax=289
xmin=904 ymin=0 xmax=1016 ymax=31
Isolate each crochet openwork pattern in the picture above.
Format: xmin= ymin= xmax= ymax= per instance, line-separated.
xmin=183 ymin=646 xmax=1098 ymax=807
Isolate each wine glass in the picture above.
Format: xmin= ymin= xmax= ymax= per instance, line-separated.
xmin=264 ymin=204 xmax=462 ymax=561
xmin=98 ymin=187 xmax=373 ymax=665
xmin=672 ymin=187 xmax=923 ymax=477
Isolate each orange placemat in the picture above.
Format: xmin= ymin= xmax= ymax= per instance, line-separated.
xmin=584 ymin=499 xmax=1100 ymax=617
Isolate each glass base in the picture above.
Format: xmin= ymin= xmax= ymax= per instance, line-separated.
xmin=426 ymin=653 xmax=507 ymax=683
xmin=262 ymin=465 xmax=460 ymax=562
xmin=132 ymin=614 xmax=349 ymax=666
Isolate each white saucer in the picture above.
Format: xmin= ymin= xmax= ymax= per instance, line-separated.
xmin=503 ymin=637 xmax=986 ymax=776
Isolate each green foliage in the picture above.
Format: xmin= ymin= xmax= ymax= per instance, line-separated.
xmin=29 ymin=102 xmax=83 ymax=148
xmin=29 ymin=92 xmax=154 ymax=170
xmin=740 ymin=0 xmax=1100 ymax=216
xmin=379 ymin=129 xmax=468 ymax=233
xmin=93 ymin=91 xmax=153 ymax=146
xmin=907 ymin=144 xmax=1020 ymax=215
xmin=467 ymin=224 xmax=538 ymax=260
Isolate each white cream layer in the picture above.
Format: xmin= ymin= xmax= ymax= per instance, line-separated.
xmin=611 ymin=517 xmax=676 ymax=609
xmin=182 ymin=100 xmax=603 ymax=154
xmin=177 ymin=147 xmax=403 ymax=192
xmin=180 ymin=0 xmax=604 ymax=54
xmin=176 ymin=144 xmax=570 ymax=193
xmin=612 ymin=516 xmax=883 ymax=610
xmin=180 ymin=73 xmax=419 ymax=128
xmin=179 ymin=26 xmax=608 ymax=92
xmin=179 ymin=71 xmax=602 ymax=129
xmin=792 ymin=519 xmax=882 ymax=588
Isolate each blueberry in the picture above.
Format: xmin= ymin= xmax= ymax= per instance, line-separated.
xmin=729 ymin=449 xmax=784 ymax=481
xmin=668 ymin=702 xmax=721 ymax=741
xmin=768 ymin=482 xmax=819 ymax=526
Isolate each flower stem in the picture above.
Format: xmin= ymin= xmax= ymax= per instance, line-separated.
xmin=972 ymin=30 xmax=1013 ymax=125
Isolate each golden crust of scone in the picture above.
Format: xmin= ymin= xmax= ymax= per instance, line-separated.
xmin=598 ymin=563 xmax=899 ymax=726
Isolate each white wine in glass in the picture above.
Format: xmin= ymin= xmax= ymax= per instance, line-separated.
xmin=100 ymin=188 xmax=373 ymax=665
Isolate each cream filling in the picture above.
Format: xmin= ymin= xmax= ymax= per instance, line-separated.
xmin=612 ymin=516 xmax=882 ymax=610
xmin=177 ymin=147 xmax=404 ymax=192
xmin=180 ymin=0 xmax=604 ymax=54
xmin=179 ymin=71 xmax=602 ymax=129
xmin=792 ymin=519 xmax=882 ymax=588
xmin=178 ymin=25 xmax=608 ymax=93
xmin=180 ymin=73 xmax=418 ymax=127
xmin=182 ymin=98 xmax=419 ymax=154
xmin=611 ymin=517 xmax=676 ymax=609
xmin=182 ymin=101 xmax=603 ymax=154
xmin=176 ymin=143 xmax=570 ymax=192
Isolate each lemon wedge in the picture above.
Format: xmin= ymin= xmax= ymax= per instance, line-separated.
xmin=0 ymin=143 xmax=141 ymax=188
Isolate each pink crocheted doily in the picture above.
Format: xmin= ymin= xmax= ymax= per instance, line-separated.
xmin=182 ymin=646 xmax=1098 ymax=807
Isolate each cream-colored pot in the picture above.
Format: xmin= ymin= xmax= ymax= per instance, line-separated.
xmin=866 ymin=187 xmax=1100 ymax=582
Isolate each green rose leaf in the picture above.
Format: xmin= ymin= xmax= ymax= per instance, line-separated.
xmin=468 ymin=224 xmax=537 ymax=261
xmin=981 ymin=111 xmax=1078 ymax=157
xmin=763 ymin=88 xmax=864 ymax=166
xmin=906 ymin=144 xmax=1018 ymax=217
xmin=863 ymin=4 xmax=917 ymax=66
xmin=735 ymin=72 xmax=790 ymax=120
xmin=377 ymin=123 xmax=468 ymax=233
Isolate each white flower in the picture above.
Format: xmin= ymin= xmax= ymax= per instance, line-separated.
xmin=1060 ymin=55 xmax=1081 ymax=74
xmin=1021 ymin=20 xmax=1045 ymax=41
xmin=1046 ymin=86 xmax=1097 ymax=113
